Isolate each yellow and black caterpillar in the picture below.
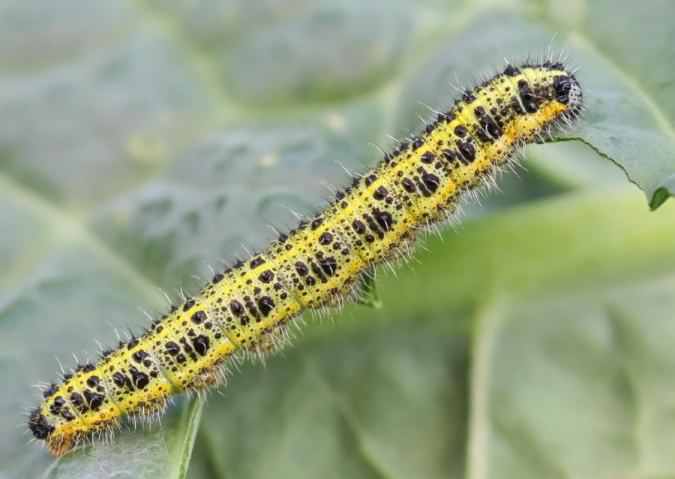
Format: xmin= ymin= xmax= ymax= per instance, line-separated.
xmin=29 ymin=61 xmax=583 ymax=456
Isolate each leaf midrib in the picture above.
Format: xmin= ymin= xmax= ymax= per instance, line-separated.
xmin=0 ymin=173 xmax=163 ymax=307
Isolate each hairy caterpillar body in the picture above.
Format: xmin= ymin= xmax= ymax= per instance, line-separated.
xmin=28 ymin=62 xmax=582 ymax=456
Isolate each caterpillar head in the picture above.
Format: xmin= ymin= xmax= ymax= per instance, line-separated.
xmin=512 ymin=62 xmax=584 ymax=131
xmin=552 ymin=70 xmax=583 ymax=118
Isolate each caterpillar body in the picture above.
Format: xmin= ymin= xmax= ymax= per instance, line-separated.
xmin=28 ymin=61 xmax=583 ymax=456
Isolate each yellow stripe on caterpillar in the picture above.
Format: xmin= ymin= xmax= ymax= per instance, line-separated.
xmin=28 ymin=61 xmax=583 ymax=456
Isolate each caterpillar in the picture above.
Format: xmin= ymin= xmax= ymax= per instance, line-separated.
xmin=28 ymin=61 xmax=583 ymax=456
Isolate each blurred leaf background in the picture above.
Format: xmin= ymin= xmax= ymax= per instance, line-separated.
xmin=1 ymin=0 xmax=675 ymax=478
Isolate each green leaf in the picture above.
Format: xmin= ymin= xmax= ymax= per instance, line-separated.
xmin=395 ymin=8 xmax=675 ymax=208
xmin=197 ymin=189 xmax=675 ymax=479
xmin=199 ymin=322 xmax=469 ymax=479
xmin=2 ymin=0 xmax=675 ymax=478
xmin=45 ymin=396 xmax=205 ymax=479
xmin=467 ymin=284 xmax=675 ymax=478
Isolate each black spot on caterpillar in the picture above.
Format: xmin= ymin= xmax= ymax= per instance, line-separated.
xmin=28 ymin=61 xmax=582 ymax=456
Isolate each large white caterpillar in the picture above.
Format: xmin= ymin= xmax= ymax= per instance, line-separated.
xmin=28 ymin=61 xmax=583 ymax=456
